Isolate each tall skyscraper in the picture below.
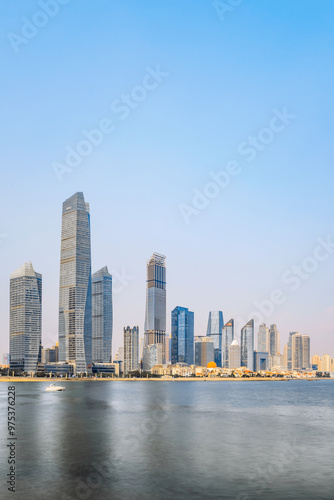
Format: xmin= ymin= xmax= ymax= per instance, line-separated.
xmin=194 ymin=336 xmax=214 ymax=367
xmin=144 ymin=253 xmax=166 ymax=360
xmin=229 ymin=339 xmax=241 ymax=369
xmin=257 ymin=323 xmax=269 ymax=353
xmin=301 ymin=335 xmax=310 ymax=370
xmin=269 ymin=324 xmax=280 ymax=356
xmin=292 ymin=333 xmax=303 ymax=370
xmin=123 ymin=326 xmax=139 ymax=375
xmin=142 ymin=343 xmax=163 ymax=371
xmin=241 ymin=319 xmax=254 ymax=371
xmin=171 ymin=306 xmax=194 ymax=365
xmin=92 ymin=266 xmax=113 ymax=363
xmin=221 ymin=319 xmax=234 ymax=368
xmin=206 ymin=311 xmax=224 ymax=367
xmin=287 ymin=332 xmax=297 ymax=370
xmin=58 ymin=192 xmax=92 ymax=374
xmin=9 ymin=262 xmax=42 ymax=374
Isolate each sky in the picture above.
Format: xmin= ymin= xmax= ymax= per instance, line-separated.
xmin=1 ymin=0 xmax=334 ymax=359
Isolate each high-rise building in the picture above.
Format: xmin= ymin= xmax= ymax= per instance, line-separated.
xmin=301 ymin=335 xmax=310 ymax=370
xmin=171 ymin=306 xmax=194 ymax=365
xmin=229 ymin=339 xmax=241 ymax=369
xmin=58 ymin=192 xmax=92 ymax=374
xmin=92 ymin=266 xmax=113 ymax=363
xmin=311 ymin=354 xmax=321 ymax=370
xmin=123 ymin=326 xmax=139 ymax=375
xmin=143 ymin=343 xmax=163 ymax=371
xmin=144 ymin=253 xmax=166 ymax=361
xmin=270 ymin=353 xmax=284 ymax=371
xmin=41 ymin=345 xmax=58 ymax=364
xmin=241 ymin=319 xmax=254 ymax=371
xmin=257 ymin=323 xmax=269 ymax=353
xmin=165 ymin=334 xmax=171 ymax=363
xmin=320 ymin=354 xmax=331 ymax=372
xmin=206 ymin=311 xmax=224 ymax=367
xmin=287 ymin=332 xmax=297 ymax=370
xmin=292 ymin=333 xmax=303 ymax=370
xmin=194 ymin=336 xmax=214 ymax=367
xmin=222 ymin=319 xmax=234 ymax=368
xmin=291 ymin=333 xmax=310 ymax=370
xmin=269 ymin=324 xmax=280 ymax=356
xmin=10 ymin=262 xmax=42 ymax=374
xmin=253 ymin=351 xmax=269 ymax=371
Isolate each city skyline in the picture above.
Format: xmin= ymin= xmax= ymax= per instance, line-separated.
xmin=2 ymin=191 xmax=333 ymax=362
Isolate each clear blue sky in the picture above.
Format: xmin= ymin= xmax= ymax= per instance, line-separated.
xmin=1 ymin=0 xmax=333 ymax=358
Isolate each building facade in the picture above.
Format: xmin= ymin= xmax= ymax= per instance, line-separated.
xmin=253 ymin=351 xmax=269 ymax=372
xmin=144 ymin=253 xmax=166 ymax=361
xmin=10 ymin=262 xmax=42 ymax=374
xmin=240 ymin=319 xmax=254 ymax=371
xmin=206 ymin=311 xmax=224 ymax=367
xmin=123 ymin=326 xmax=139 ymax=375
xmin=194 ymin=336 xmax=214 ymax=367
xmin=58 ymin=192 xmax=92 ymax=374
xmin=171 ymin=306 xmax=194 ymax=365
xmin=257 ymin=323 xmax=269 ymax=353
xmin=269 ymin=324 xmax=280 ymax=357
xmin=92 ymin=266 xmax=113 ymax=363
xmin=143 ymin=343 xmax=163 ymax=371
xmin=222 ymin=319 xmax=234 ymax=368
xmin=229 ymin=339 xmax=241 ymax=369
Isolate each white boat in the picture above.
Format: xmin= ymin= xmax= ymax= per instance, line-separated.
xmin=45 ymin=383 xmax=65 ymax=392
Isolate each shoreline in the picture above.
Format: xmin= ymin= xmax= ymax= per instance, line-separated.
xmin=0 ymin=377 xmax=332 ymax=382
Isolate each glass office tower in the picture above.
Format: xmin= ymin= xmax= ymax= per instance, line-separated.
xmin=9 ymin=262 xmax=42 ymax=374
xmin=206 ymin=311 xmax=224 ymax=367
xmin=58 ymin=192 xmax=92 ymax=373
xmin=222 ymin=318 xmax=234 ymax=368
xmin=92 ymin=266 xmax=113 ymax=363
xmin=171 ymin=306 xmax=194 ymax=365
xmin=241 ymin=319 xmax=254 ymax=371
xmin=144 ymin=253 xmax=166 ymax=360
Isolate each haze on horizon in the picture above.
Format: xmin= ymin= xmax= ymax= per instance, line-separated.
xmin=1 ymin=0 xmax=333 ymax=358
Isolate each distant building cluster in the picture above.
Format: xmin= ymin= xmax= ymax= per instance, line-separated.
xmin=5 ymin=191 xmax=333 ymax=378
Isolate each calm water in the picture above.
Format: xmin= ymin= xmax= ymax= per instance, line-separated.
xmin=1 ymin=380 xmax=333 ymax=500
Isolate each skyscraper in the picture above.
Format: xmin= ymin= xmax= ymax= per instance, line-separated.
xmin=229 ymin=339 xmax=241 ymax=369
xmin=171 ymin=306 xmax=194 ymax=365
xmin=9 ymin=262 xmax=42 ymax=374
xmin=92 ymin=266 xmax=113 ymax=363
xmin=287 ymin=332 xmax=297 ymax=370
xmin=194 ymin=336 xmax=214 ymax=367
xmin=241 ymin=319 xmax=254 ymax=371
xmin=206 ymin=311 xmax=224 ymax=367
xmin=257 ymin=323 xmax=269 ymax=353
xmin=292 ymin=333 xmax=303 ymax=370
xmin=222 ymin=319 xmax=234 ymax=368
xmin=58 ymin=192 xmax=92 ymax=374
xmin=144 ymin=253 xmax=166 ymax=360
xmin=301 ymin=335 xmax=310 ymax=370
xmin=123 ymin=326 xmax=139 ymax=375
xmin=269 ymin=324 xmax=280 ymax=356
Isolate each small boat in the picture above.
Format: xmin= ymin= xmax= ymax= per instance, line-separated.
xmin=45 ymin=383 xmax=65 ymax=392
